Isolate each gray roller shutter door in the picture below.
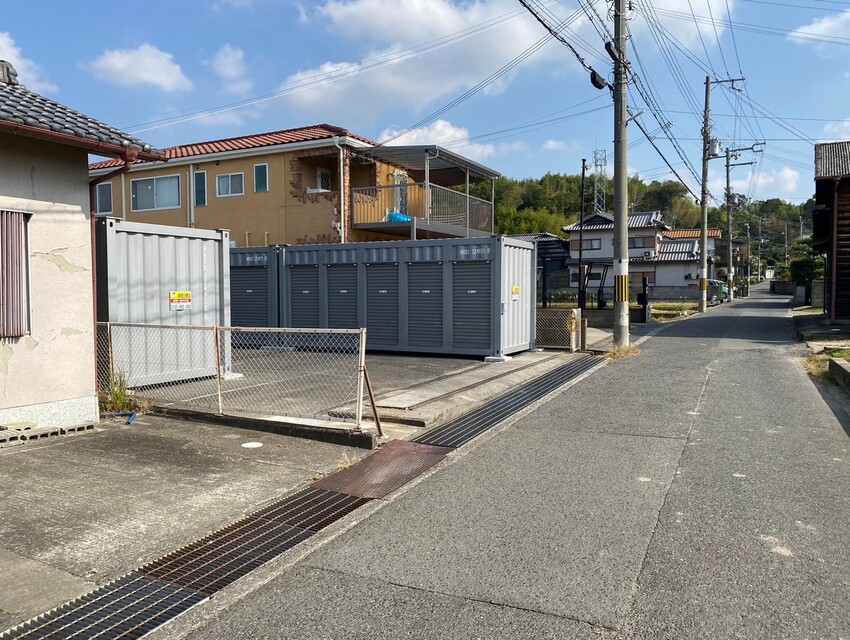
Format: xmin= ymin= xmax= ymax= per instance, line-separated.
xmin=290 ymin=266 xmax=319 ymax=327
xmin=408 ymin=262 xmax=442 ymax=346
xmin=231 ymin=267 xmax=270 ymax=327
xmin=453 ymin=261 xmax=491 ymax=349
xmin=327 ymin=265 xmax=358 ymax=328
xmin=366 ymin=264 xmax=399 ymax=345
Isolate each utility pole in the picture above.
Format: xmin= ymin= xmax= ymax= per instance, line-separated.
xmin=757 ymin=216 xmax=762 ymax=280
xmin=613 ymin=0 xmax=629 ymax=347
xmin=699 ymin=75 xmax=745 ymax=312
xmin=724 ymin=144 xmax=759 ymax=301
xmin=579 ymin=158 xmax=587 ymax=311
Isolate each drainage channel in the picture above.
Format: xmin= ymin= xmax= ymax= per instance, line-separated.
xmin=1 ymin=354 xmax=601 ymax=640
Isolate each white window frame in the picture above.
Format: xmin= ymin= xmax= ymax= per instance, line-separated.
xmin=217 ymin=172 xmax=245 ymax=198
xmin=0 ymin=210 xmax=31 ymax=338
xmin=254 ymin=163 xmax=269 ymax=193
xmin=317 ymin=168 xmax=332 ymax=192
xmin=95 ymin=182 xmax=113 ymax=215
xmin=194 ymin=171 xmax=207 ymax=208
xmin=130 ymin=174 xmax=181 ymax=212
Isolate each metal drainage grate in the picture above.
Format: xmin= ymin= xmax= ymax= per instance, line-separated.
xmin=137 ymin=517 xmax=314 ymax=595
xmin=314 ymin=440 xmax=453 ymax=499
xmin=0 ymin=572 xmax=207 ymax=640
xmin=251 ymin=487 xmax=371 ymax=531
xmin=414 ymin=355 xmax=600 ymax=448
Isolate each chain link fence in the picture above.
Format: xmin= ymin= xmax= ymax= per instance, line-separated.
xmin=97 ymin=323 xmax=367 ymax=425
xmin=535 ymin=308 xmax=580 ymax=351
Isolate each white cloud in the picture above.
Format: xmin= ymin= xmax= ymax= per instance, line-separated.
xmin=0 ymin=32 xmax=57 ymax=93
xmin=90 ymin=44 xmax=192 ymax=92
xmin=379 ymin=119 xmax=524 ymax=164
xmin=212 ymin=44 xmax=253 ymax=94
xmin=630 ymin=0 xmax=735 ymax=52
xmin=789 ymin=10 xmax=850 ymax=45
xmin=822 ymin=119 xmax=850 ymax=141
xmin=275 ymin=0 xmax=593 ymax=123
xmin=542 ymin=139 xmax=580 ymax=152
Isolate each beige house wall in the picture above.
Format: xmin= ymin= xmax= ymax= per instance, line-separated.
xmin=97 ymin=144 xmax=396 ymax=247
xmin=0 ymin=133 xmax=98 ymax=427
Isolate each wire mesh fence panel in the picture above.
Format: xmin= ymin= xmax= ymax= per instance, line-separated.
xmin=535 ymin=308 xmax=577 ymax=350
xmin=217 ymin=328 xmax=364 ymax=422
xmin=97 ymin=323 xmax=366 ymax=424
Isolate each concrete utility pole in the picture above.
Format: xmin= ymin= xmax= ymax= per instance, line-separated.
xmin=613 ymin=0 xmax=629 ymax=347
xmin=579 ymin=158 xmax=587 ymax=311
xmin=699 ymin=75 xmax=745 ymax=312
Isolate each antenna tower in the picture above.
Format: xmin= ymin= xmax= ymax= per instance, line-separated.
xmin=593 ymin=148 xmax=607 ymax=215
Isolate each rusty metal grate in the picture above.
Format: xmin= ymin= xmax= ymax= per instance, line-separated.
xmin=137 ymin=517 xmax=314 ymax=595
xmin=414 ymin=355 xmax=600 ymax=448
xmin=251 ymin=487 xmax=370 ymax=531
xmin=314 ymin=439 xmax=453 ymax=499
xmin=0 ymin=572 xmax=207 ymax=640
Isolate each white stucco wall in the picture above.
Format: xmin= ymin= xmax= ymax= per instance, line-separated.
xmin=0 ymin=132 xmax=98 ymax=427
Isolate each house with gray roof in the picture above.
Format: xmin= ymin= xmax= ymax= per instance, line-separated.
xmin=560 ymin=211 xmax=724 ymax=300
xmin=0 ymin=60 xmax=162 ymax=430
xmin=813 ymin=141 xmax=850 ymax=323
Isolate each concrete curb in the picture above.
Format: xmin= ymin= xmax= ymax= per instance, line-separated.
xmin=150 ymin=406 xmax=377 ymax=450
xmin=829 ymin=358 xmax=850 ymax=392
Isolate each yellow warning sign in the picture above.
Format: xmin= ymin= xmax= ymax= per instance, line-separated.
xmin=169 ymin=290 xmax=192 ymax=311
xmin=511 ymin=285 xmax=520 ymax=301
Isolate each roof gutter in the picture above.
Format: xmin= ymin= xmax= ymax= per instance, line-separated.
xmin=0 ymin=121 xmax=162 ymax=163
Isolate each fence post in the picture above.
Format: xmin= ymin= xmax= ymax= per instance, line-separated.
xmin=355 ymin=328 xmax=366 ymax=429
xmin=213 ymin=326 xmax=224 ymax=416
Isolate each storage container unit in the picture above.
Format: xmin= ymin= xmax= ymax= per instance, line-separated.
xmin=96 ymin=218 xmax=230 ymax=385
xmin=283 ymin=237 xmax=536 ymax=358
xmin=230 ymin=246 xmax=282 ymax=328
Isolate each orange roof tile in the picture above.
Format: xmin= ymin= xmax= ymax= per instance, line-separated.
xmin=89 ymin=123 xmax=376 ymax=170
xmin=665 ymin=228 xmax=722 ymax=239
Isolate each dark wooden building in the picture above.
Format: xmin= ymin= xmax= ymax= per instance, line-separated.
xmin=814 ymin=142 xmax=850 ymax=323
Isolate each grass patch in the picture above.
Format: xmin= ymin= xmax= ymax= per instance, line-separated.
xmin=652 ymin=302 xmax=698 ymax=312
xmin=606 ymin=345 xmax=641 ymax=361
xmin=98 ymin=370 xmax=148 ymax=414
xmin=804 ymin=354 xmax=834 ymax=383
xmin=827 ymin=348 xmax=850 ymax=361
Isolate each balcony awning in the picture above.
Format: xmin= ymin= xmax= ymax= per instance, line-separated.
xmin=356 ymin=145 xmax=501 ymax=186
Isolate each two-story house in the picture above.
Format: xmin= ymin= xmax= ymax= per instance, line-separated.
xmin=813 ymin=141 xmax=850 ymax=323
xmin=88 ymin=124 xmax=499 ymax=247
xmin=561 ymin=211 xmax=724 ymax=299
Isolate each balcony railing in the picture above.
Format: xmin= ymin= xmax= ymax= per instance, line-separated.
xmin=351 ymin=183 xmax=493 ymax=235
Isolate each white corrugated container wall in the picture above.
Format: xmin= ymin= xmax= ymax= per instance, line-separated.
xmin=500 ymin=237 xmax=536 ymax=354
xmin=96 ymin=218 xmax=231 ymax=385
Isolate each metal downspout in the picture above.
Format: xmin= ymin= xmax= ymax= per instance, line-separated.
xmin=425 ymin=152 xmax=431 ymax=225
xmin=333 ymin=137 xmax=346 ymax=243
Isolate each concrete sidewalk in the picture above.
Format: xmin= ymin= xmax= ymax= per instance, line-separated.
xmin=159 ymin=288 xmax=849 ymax=639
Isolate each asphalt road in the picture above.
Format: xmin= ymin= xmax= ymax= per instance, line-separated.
xmin=163 ymin=286 xmax=850 ymax=640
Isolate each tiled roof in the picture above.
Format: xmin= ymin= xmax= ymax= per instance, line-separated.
xmin=815 ymin=141 xmax=850 ymax=179
xmin=664 ymin=229 xmax=722 ymax=239
xmin=563 ymin=211 xmax=666 ymax=232
xmin=657 ymin=239 xmax=699 ymax=262
xmin=0 ymin=60 xmax=161 ymax=161
xmin=89 ymin=123 xmax=376 ymax=170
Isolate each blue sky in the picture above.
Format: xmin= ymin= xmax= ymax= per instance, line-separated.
xmin=3 ymin=0 xmax=847 ymax=205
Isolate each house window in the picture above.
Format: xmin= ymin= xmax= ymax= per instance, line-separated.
xmin=131 ymin=175 xmax=180 ymax=211
xmin=194 ymin=171 xmax=207 ymax=207
xmin=95 ymin=183 xmax=112 ymax=215
xmin=217 ymin=173 xmax=244 ymax=198
xmin=628 ymin=236 xmax=645 ymax=249
xmin=254 ymin=164 xmax=269 ymax=193
xmin=0 ymin=210 xmax=30 ymax=338
xmin=317 ymin=168 xmax=332 ymax=191
xmin=582 ymin=239 xmax=601 ymax=250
